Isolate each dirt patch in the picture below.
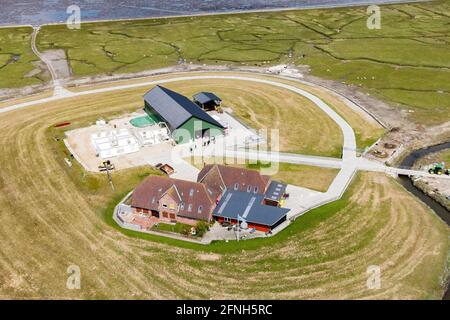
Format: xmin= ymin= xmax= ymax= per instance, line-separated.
xmin=0 ymin=83 xmax=51 ymax=102
xmin=412 ymin=149 xmax=450 ymax=210
xmin=413 ymin=178 xmax=450 ymax=211
xmin=40 ymin=49 xmax=71 ymax=80
xmin=197 ymin=253 xmax=221 ymax=261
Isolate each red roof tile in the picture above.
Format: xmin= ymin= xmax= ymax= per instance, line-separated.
xmin=198 ymin=164 xmax=271 ymax=195
xmin=131 ymin=176 xmax=214 ymax=221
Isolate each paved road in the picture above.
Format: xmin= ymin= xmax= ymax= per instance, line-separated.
xmin=1 ymin=74 xmax=448 ymax=220
xmin=224 ymin=150 xmax=344 ymax=169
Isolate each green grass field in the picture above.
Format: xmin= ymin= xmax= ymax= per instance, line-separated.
xmin=0 ymin=27 xmax=47 ymax=88
xmin=152 ymin=222 xmax=195 ymax=235
xmin=1 ymin=2 xmax=448 ymax=125
xmin=186 ymin=157 xmax=339 ymax=192
xmin=30 ymin=0 xmax=450 ymax=125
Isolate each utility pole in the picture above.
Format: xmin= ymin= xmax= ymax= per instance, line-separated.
xmin=104 ymin=160 xmax=115 ymax=191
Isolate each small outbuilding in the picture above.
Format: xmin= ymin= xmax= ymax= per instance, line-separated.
xmin=193 ymin=92 xmax=222 ymax=111
xmin=263 ymin=181 xmax=288 ymax=207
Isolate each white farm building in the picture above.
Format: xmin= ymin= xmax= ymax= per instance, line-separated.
xmin=91 ymin=129 xmax=140 ymax=159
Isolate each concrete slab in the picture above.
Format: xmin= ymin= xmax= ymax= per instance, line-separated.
xmin=65 ymin=108 xmax=261 ymax=173
xmin=202 ymin=222 xmax=267 ymax=243
xmin=284 ymin=185 xmax=323 ymax=218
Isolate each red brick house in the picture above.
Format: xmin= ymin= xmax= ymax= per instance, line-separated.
xmin=197 ymin=164 xmax=271 ymax=201
xmin=131 ymin=176 xmax=215 ymax=225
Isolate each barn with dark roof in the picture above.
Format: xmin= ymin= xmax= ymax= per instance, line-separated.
xmin=143 ymin=85 xmax=224 ymax=144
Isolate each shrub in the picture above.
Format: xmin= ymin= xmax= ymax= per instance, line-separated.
xmin=180 ymin=224 xmax=192 ymax=236
xmin=195 ymin=221 xmax=209 ymax=237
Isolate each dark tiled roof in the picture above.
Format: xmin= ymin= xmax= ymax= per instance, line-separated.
xmin=197 ymin=164 xmax=214 ymax=182
xmin=198 ymin=164 xmax=270 ymax=195
xmin=213 ymin=191 xmax=289 ymax=227
xmin=131 ymin=175 xmax=214 ymax=221
xmin=264 ymin=181 xmax=287 ymax=202
xmin=193 ymin=92 xmax=222 ymax=105
xmin=144 ymin=86 xmax=224 ymax=131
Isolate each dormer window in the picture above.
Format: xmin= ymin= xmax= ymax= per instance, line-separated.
xmin=254 ymin=186 xmax=259 ymax=193
xmin=180 ymin=203 xmax=185 ymax=210
xmin=189 ymin=189 xmax=194 ymax=197
xmin=234 ymin=183 xmax=239 ymax=190
xmin=247 ymin=185 xmax=252 ymax=192
xmin=198 ymin=205 xmax=203 ymax=214
xmin=188 ymin=204 xmax=193 ymax=212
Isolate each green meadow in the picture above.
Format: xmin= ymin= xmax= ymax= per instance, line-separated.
xmin=0 ymin=27 xmax=46 ymax=88
xmin=0 ymin=1 xmax=449 ymax=125
xmin=36 ymin=1 xmax=450 ymax=125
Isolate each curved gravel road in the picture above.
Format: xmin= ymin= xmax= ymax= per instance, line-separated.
xmin=1 ymin=74 xmax=448 ymax=219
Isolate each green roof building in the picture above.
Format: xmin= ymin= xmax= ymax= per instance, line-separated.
xmin=143 ymin=86 xmax=224 ymax=144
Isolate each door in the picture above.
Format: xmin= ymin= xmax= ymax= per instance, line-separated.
xmin=202 ymin=128 xmax=210 ymax=138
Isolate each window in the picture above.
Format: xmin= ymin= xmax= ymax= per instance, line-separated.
xmin=234 ymin=183 xmax=239 ymax=190
xmin=162 ymin=204 xmax=168 ymax=208
xmin=198 ymin=205 xmax=203 ymax=214
xmin=254 ymin=186 xmax=259 ymax=193
xmin=188 ymin=204 xmax=193 ymax=212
